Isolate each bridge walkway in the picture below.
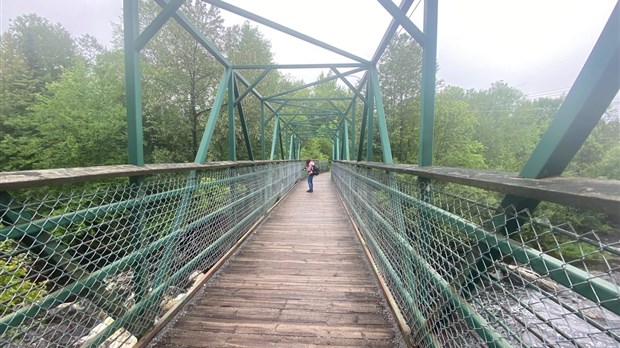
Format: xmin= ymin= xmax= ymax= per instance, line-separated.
xmin=150 ymin=173 xmax=405 ymax=347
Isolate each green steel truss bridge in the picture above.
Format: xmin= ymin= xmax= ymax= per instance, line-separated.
xmin=1 ymin=1 xmax=619 ymax=347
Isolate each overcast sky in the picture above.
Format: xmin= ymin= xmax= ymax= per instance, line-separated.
xmin=1 ymin=0 xmax=617 ymax=100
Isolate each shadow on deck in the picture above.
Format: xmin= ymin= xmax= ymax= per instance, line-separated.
xmin=148 ymin=173 xmax=406 ymax=347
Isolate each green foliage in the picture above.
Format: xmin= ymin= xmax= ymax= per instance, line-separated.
xmin=0 ymin=14 xmax=77 ymax=171
xmin=379 ymin=33 xmax=423 ymax=163
xmin=16 ymin=54 xmax=126 ymax=169
xmin=0 ymin=241 xmax=47 ymax=315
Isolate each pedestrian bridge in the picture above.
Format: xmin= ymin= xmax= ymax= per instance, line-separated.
xmin=1 ymin=1 xmax=619 ymax=347
xmin=0 ymin=161 xmax=618 ymax=347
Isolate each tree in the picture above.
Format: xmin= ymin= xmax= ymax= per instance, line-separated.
xmin=378 ymin=33 xmax=424 ymax=163
xmin=13 ymin=51 xmax=127 ymax=169
xmin=433 ymin=86 xmax=485 ymax=168
xmin=0 ymin=14 xmax=77 ymax=170
xmin=137 ymin=1 xmax=227 ymax=162
xmin=1 ymin=14 xmax=76 ymax=95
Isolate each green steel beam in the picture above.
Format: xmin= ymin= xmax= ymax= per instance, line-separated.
xmin=419 ymin=0 xmax=438 ymax=167
xmin=520 ymin=3 xmax=619 ymax=180
xmin=498 ymin=3 xmax=619 ymax=225
xmin=288 ymin=134 xmax=295 ymax=160
xmin=376 ymin=0 xmax=426 ymax=47
xmin=265 ymin=67 xmax=367 ymax=99
xmin=357 ymin=102 xmax=368 ymax=161
xmin=272 ymin=103 xmax=334 ymax=113
xmin=370 ymin=66 xmax=393 ymax=163
xmin=331 ymin=68 xmax=366 ymax=103
xmin=234 ymin=79 xmax=254 ymax=160
xmin=204 ymin=0 xmax=369 ymax=64
xmin=135 ymin=0 xmax=185 ymax=50
xmin=270 ymin=97 xmax=356 ymax=102
xmin=372 ymin=0 xmax=416 ymax=64
xmin=279 ymin=123 xmax=285 ymax=159
xmin=123 ymin=0 xmax=144 ymax=166
xmin=260 ymin=101 xmax=265 ymax=160
xmin=351 ymin=99 xmax=356 ymax=160
xmin=270 ymin=117 xmax=279 ymax=160
xmin=234 ymin=68 xmax=271 ymax=105
xmin=366 ymin=77 xmax=375 ymax=161
xmin=228 ymin=72 xmax=236 ymax=161
xmin=232 ymin=63 xmax=365 ymax=69
xmin=154 ymin=0 xmax=230 ymax=68
xmin=195 ymin=69 xmax=232 ymax=163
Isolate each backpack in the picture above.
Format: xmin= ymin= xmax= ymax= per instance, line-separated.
xmin=312 ymin=164 xmax=319 ymax=175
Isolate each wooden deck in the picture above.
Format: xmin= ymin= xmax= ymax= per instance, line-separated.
xmin=151 ymin=173 xmax=404 ymax=347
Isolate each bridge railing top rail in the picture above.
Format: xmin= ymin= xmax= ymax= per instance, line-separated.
xmin=336 ymin=160 xmax=620 ymax=215
xmin=0 ymin=160 xmax=298 ymax=191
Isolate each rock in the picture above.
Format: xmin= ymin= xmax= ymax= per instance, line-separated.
xmin=75 ymin=317 xmax=137 ymax=348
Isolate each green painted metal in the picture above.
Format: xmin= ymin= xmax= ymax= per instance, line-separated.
xmin=154 ymin=0 xmax=230 ymax=67
xmin=260 ymin=101 xmax=265 ymax=160
xmin=279 ymin=123 xmax=285 ymax=160
xmin=270 ymin=117 xmax=279 ymax=160
xmin=204 ymin=0 xmax=369 ymax=64
xmin=370 ymin=66 xmax=393 ymax=164
xmin=195 ymin=69 xmax=232 ymax=163
xmin=232 ymin=63 xmax=365 ymax=69
xmin=351 ymin=99 xmax=356 ymax=161
xmin=234 ymin=68 xmax=271 ymax=105
xmin=331 ymin=68 xmax=367 ymax=103
xmin=123 ymin=0 xmax=145 ymax=166
xmin=520 ymin=3 xmax=619 ymax=180
xmin=228 ymin=74 xmax=236 ymax=161
xmin=344 ymin=119 xmax=350 ymax=160
xmin=234 ymin=79 xmax=254 ymax=160
xmin=495 ymin=2 xmax=619 ymax=232
xmin=357 ymin=102 xmax=368 ymax=161
xmin=288 ymin=134 xmax=294 ymax=160
xmin=366 ymin=77 xmax=375 ymax=161
xmin=371 ymin=0 xmax=416 ymax=64
xmin=419 ymin=0 xmax=438 ymax=167
xmin=265 ymin=67 xmax=367 ymax=99
xmin=135 ymin=0 xmax=185 ymax=50
xmin=376 ymin=0 xmax=426 ymax=47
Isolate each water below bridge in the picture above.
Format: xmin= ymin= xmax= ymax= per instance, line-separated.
xmin=147 ymin=173 xmax=406 ymax=347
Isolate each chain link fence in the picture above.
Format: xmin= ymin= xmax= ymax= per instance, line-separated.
xmin=0 ymin=161 xmax=302 ymax=347
xmin=332 ymin=161 xmax=619 ymax=348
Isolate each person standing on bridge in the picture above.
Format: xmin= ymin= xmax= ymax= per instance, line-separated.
xmin=304 ymin=159 xmax=316 ymax=193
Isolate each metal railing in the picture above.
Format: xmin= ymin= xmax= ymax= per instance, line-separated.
xmin=332 ymin=161 xmax=619 ymax=348
xmin=0 ymin=161 xmax=302 ymax=347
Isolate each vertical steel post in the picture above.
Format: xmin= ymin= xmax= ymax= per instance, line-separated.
xmin=123 ymin=0 xmax=149 ymax=322
xmin=366 ymin=78 xmax=375 ymax=161
xmin=357 ymin=102 xmax=368 ymax=161
xmin=233 ymin=78 xmax=254 ymax=160
xmin=123 ymin=0 xmax=144 ymax=166
xmin=351 ymin=100 xmax=356 ymax=160
xmin=195 ymin=69 xmax=232 ymax=163
xmin=270 ymin=117 xmax=279 ymax=160
xmin=289 ymin=134 xmax=294 ymax=160
xmin=228 ymin=71 xmax=236 ymax=161
xmin=344 ymin=119 xmax=350 ymax=160
xmin=370 ymin=66 xmax=393 ymax=164
xmin=418 ymin=0 xmax=438 ymax=167
xmin=260 ymin=101 xmax=265 ymax=160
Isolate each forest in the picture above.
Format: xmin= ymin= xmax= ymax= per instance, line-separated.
xmin=0 ymin=5 xmax=618 ymax=233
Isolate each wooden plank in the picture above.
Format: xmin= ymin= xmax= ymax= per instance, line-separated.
xmin=151 ymin=174 xmax=403 ymax=347
xmin=0 ymin=160 xmax=293 ymax=190
xmin=338 ymin=160 xmax=620 ymax=215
